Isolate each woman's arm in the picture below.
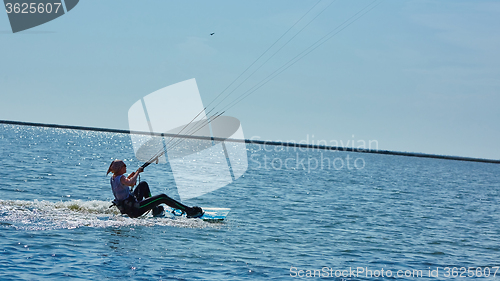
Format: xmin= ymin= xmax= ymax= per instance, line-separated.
xmin=120 ymin=167 xmax=144 ymax=186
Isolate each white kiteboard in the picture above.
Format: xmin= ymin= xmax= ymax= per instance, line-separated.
xmin=164 ymin=207 xmax=230 ymax=222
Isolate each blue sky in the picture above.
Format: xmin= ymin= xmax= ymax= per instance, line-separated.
xmin=1 ymin=0 xmax=499 ymax=159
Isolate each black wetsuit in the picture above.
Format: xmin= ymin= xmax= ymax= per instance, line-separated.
xmin=114 ymin=181 xmax=195 ymax=218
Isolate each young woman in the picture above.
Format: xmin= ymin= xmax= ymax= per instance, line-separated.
xmin=107 ymin=159 xmax=203 ymax=218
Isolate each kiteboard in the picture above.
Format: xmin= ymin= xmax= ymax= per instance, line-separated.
xmin=162 ymin=207 xmax=230 ymax=222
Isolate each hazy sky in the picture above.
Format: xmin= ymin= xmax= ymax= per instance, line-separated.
xmin=1 ymin=0 xmax=499 ymax=160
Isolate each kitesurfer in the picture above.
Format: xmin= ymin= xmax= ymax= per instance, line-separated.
xmin=107 ymin=159 xmax=203 ymax=218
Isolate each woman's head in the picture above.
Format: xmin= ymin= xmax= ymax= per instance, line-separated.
xmin=107 ymin=159 xmax=126 ymax=175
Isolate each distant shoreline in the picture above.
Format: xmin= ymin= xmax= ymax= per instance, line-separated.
xmin=1 ymin=119 xmax=499 ymax=165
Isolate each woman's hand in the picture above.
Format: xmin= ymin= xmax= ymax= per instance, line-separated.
xmin=126 ymin=167 xmax=143 ymax=180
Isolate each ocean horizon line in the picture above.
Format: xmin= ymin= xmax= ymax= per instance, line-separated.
xmin=1 ymin=119 xmax=499 ymax=165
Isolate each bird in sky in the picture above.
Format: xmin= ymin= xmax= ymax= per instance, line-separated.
xmin=210 ymin=33 xmax=215 ymax=36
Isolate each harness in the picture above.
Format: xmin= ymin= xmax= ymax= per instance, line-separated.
xmin=109 ymin=195 xmax=139 ymax=214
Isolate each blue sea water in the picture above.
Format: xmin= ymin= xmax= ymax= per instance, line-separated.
xmin=1 ymin=124 xmax=500 ymax=280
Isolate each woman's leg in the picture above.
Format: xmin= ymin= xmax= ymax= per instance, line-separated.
xmin=133 ymin=181 xmax=152 ymax=201
xmin=132 ymin=194 xmax=203 ymax=218
xmin=132 ymin=182 xmax=165 ymax=217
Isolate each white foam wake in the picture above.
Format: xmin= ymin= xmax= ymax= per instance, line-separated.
xmin=0 ymin=199 xmax=214 ymax=231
